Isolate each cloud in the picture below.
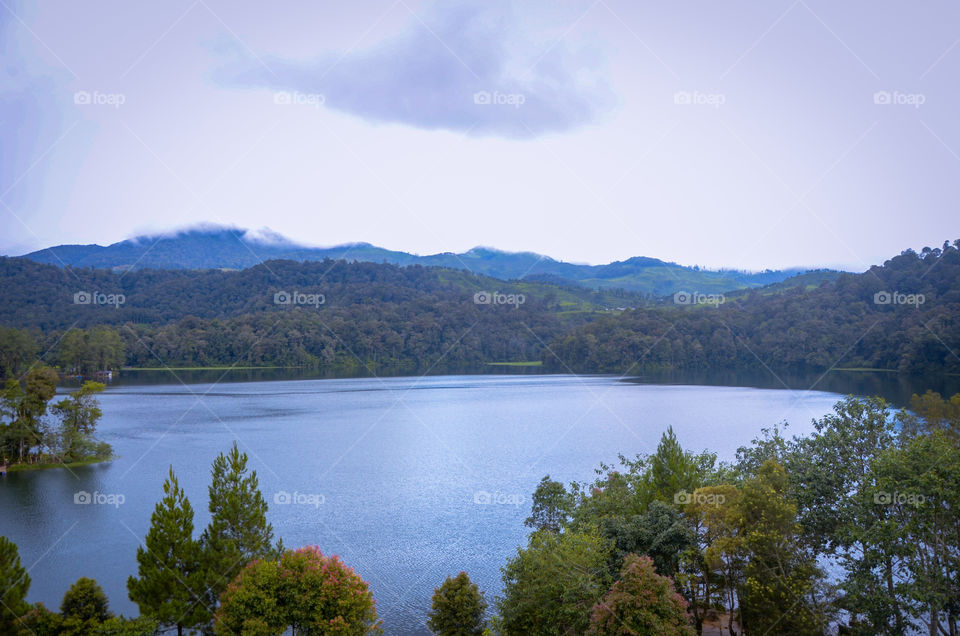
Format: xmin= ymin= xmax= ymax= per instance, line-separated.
xmin=221 ymin=1 xmax=612 ymax=138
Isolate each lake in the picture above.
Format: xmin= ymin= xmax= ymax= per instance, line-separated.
xmin=0 ymin=373 xmax=883 ymax=633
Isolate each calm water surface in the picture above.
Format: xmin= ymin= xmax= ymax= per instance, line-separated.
xmin=1 ymin=374 xmax=851 ymax=633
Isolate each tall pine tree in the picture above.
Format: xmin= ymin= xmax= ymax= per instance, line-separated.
xmin=127 ymin=466 xmax=207 ymax=636
xmin=199 ymin=442 xmax=278 ymax=624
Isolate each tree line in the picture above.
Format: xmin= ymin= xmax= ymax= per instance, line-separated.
xmin=546 ymin=241 xmax=960 ymax=375
xmin=1 ymin=241 xmax=959 ymax=379
xmin=2 ymin=391 xmax=958 ymax=634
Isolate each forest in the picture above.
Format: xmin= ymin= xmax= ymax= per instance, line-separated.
xmin=0 ymin=240 xmax=958 ymax=379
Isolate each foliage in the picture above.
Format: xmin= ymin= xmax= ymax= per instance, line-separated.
xmin=736 ymin=460 xmax=827 ymax=635
xmin=788 ymin=396 xmax=908 ymax=632
xmin=870 ymin=430 xmax=960 ymax=633
xmin=127 ymin=466 xmax=207 ymax=634
xmin=0 ymin=365 xmax=57 ymax=463
xmin=0 ymin=535 xmax=31 ymax=633
xmin=50 ymin=381 xmax=110 ymax=462
xmin=524 ymin=475 xmax=572 ymax=534
xmin=498 ymin=531 xmax=612 ymax=635
xmin=1 ymin=372 xmax=111 ymax=467
xmin=61 ymin=576 xmax=112 ymax=622
xmin=427 ymin=571 xmax=487 ymax=636
xmin=586 ymin=554 xmax=695 ymax=636
xmin=17 ymin=604 xmax=158 ymax=636
xmin=547 ymin=240 xmax=960 ymax=374
xmin=2 ymin=240 xmax=959 ymax=377
xmin=599 ymin=501 xmax=693 ymax=578
xmin=199 ymin=441 xmax=278 ymax=626
xmin=214 ymin=546 xmax=382 ymax=635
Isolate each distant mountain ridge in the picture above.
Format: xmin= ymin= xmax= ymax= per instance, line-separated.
xmin=19 ymin=226 xmax=832 ymax=295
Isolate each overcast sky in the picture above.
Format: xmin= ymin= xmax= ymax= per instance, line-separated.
xmin=2 ymin=0 xmax=958 ymax=270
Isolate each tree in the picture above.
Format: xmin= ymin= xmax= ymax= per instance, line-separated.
xmin=199 ymin=442 xmax=277 ymax=625
xmin=499 ymin=531 xmax=612 ymax=635
xmin=587 ymin=554 xmax=695 ymax=636
xmin=61 ymin=577 xmax=112 ymax=623
xmin=427 ymin=571 xmax=487 ymax=636
xmin=644 ymin=427 xmax=718 ymax=507
xmin=736 ymin=460 xmax=826 ymax=636
xmin=127 ymin=466 xmax=207 ymax=635
xmin=0 ymin=535 xmax=31 ymax=633
xmin=599 ymin=500 xmax=693 ymax=578
xmin=214 ymin=546 xmax=382 ymax=635
xmin=50 ymin=381 xmax=109 ymax=462
xmin=870 ymin=430 xmax=960 ymax=634
xmin=0 ymin=327 xmax=38 ymax=379
xmin=525 ymin=475 xmax=572 ymax=533
xmin=0 ymin=366 xmax=58 ymax=463
xmin=900 ymin=390 xmax=960 ymax=441
xmin=57 ymin=327 xmax=124 ymax=376
xmin=680 ymin=484 xmax=741 ymax=636
xmin=790 ymin=396 xmax=905 ymax=633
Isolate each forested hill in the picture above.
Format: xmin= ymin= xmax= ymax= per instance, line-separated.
xmin=19 ymin=226 xmax=814 ymax=295
xmin=0 ymin=256 xmax=639 ymax=331
xmin=0 ymin=241 xmax=957 ymax=377
xmin=546 ymin=241 xmax=960 ymax=375
xmin=0 ymin=256 xmax=632 ymax=376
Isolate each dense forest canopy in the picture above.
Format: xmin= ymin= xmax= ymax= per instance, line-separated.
xmin=0 ymin=240 xmax=957 ymax=377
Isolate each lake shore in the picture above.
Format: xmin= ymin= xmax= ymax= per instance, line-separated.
xmin=4 ymin=456 xmax=114 ymax=473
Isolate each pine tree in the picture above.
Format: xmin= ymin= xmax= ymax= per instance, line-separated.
xmin=127 ymin=466 xmax=206 ymax=636
xmin=427 ymin=571 xmax=487 ymax=636
xmin=0 ymin=535 xmax=30 ymax=633
xmin=199 ymin=441 xmax=277 ymax=622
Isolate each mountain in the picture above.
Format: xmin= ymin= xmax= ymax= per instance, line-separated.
xmin=18 ymin=226 xmax=825 ymax=296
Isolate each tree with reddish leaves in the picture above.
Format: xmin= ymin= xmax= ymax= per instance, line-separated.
xmin=214 ymin=546 xmax=382 ymax=635
xmin=587 ymin=554 xmax=695 ymax=636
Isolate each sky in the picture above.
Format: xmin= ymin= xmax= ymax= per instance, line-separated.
xmin=1 ymin=0 xmax=958 ymax=271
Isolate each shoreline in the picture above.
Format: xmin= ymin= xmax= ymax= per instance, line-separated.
xmin=4 ymin=456 xmax=115 ymax=473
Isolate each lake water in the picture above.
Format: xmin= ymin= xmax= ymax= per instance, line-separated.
xmin=0 ymin=374 xmax=858 ymax=633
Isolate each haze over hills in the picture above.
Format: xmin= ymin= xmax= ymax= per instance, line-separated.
xmin=19 ymin=226 xmax=832 ymax=296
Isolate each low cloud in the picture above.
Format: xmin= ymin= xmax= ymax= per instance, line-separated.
xmin=221 ymin=1 xmax=612 ymax=138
